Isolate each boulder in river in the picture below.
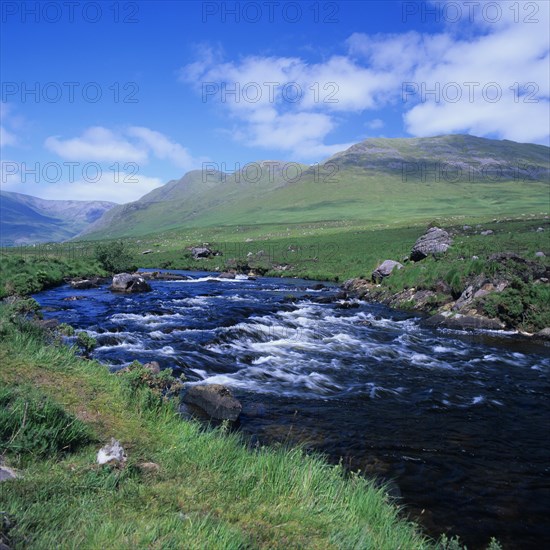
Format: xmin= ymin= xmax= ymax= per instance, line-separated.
xmin=183 ymin=384 xmax=242 ymax=421
xmin=110 ymin=273 xmax=152 ymax=293
xmin=410 ymin=227 xmax=452 ymax=262
xmin=423 ymin=311 xmax=505 ymax=331
xmin=371 ymin=260 xmax=403 ymax=283
xmin=69 ymin=277 xmax=108 ymax=289
xmin=218 ymin=272 xmax=236 ymax=279
xmin=533 ymin=327 xmax=550 ymax=340
xmin=140 ymin=271 xmax=190 ymax=281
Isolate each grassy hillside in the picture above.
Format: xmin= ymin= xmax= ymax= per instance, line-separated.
xmin=81 ymin=135 xmax=549 ymax=240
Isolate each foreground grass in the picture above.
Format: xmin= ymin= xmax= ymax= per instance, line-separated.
xmin=0 ymin=306 xmax=432 ymax=549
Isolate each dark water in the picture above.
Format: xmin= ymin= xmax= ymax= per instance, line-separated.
xmin=34 ymin=271 xmax=550 ymax=549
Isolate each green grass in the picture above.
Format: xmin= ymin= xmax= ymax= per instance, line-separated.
xmin=0 ymin=253 xmax=106 ymax=298
xmin=0 ymin=304 xmax=434 ymax=549
xmin=81 ymin=135 xmax=550 ymax=240
xmin=0 ymin=385 xmax=95 ymax=459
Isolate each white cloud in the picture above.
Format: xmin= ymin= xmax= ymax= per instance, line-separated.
xmin=45 ymin=127 xmax=147 ymax=163
xmin=126 ymin=126 xmax=198 ymax=170
xmin=0 ymin=103 xmax=20 ymax=148
xmin=0 ymin=126 xmax=17 ymax=147
xmin=180 ymin=2 xmax=549 ymax=154
xmin=366 ymin=119 xmax=384 ymax=130
xmin=44 ymin=126 xmax=204 ymax=172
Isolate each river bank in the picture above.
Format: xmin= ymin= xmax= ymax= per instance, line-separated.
xmin=0 ymin=293 xmax=442 ymax=549
xmin=13 ymin=269 xmax=550 ymax=549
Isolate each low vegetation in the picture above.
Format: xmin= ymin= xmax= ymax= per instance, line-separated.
xmin=94 ymin=240 xmax=137 ymax=274
xmin=0 ymin=254 xmax=106 ymax=299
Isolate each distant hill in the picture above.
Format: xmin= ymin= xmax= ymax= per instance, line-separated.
xmin=0 ymin=191 xmax=116 ymax=245
xmin=74 ymin=135 xmax=550 ymax=239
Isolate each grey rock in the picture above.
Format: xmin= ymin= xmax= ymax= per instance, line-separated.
xmin=97 ymin=438 xmax=127 ymax=466
xmin=70 ymin=278 xmax=98 ymax=289
xmin=463 ymin=225 xmax=472 ymax=230
xmin=143 ymin=361 xmax=161 ymax=374
xmin=0 ymin=466 xmax=19 ymax=482
xmin=424 ymin=311 xmax=505 ymax=331
xmin=140 ymin=271 xmax=189 ymax=281
xmin=191 ymin=247 xmax=213 ymax=259
xmin=218 ymin=272 xmax=236 ymax=279
xmin=480 ymin=230 xmax=494 ymax=236
xmin=110 ymin=273 xmax=152 ymax=293
xmin=534 ymin=327 xmax=550 ymax=340
xmin=372 ymin=260 xmax=403 ymax=282
xmin=536 ymin=227 xmax=544 ymax=232
xmin=410 ymin=227 xmax=452 ymax=261
xmin=141 ymin=249 xmax=153 ymax=254
xmin=35 ymin=318 xmax=60 ymax=330
xmin=183 ymin=384 xmax=242 ymax=421
xmin=535 ymin=251 xmax=545 ymax=257
xmin=453 ymin=285 xmax=474 ymax=311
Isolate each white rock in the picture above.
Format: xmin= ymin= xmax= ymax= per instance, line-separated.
xmin=97 ymin=438 xmax=127 ymax=466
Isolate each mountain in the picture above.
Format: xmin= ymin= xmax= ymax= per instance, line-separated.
xmin=0 ymin=191 xmax=116 ymax=245
xmin=80 ymin=135 xmax=550 ymax=239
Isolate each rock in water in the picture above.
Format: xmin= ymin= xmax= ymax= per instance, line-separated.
xmin=183 ymin=384 xmax=242 ymax=421
xmin=110 ymin=273 xmax=152 ymax=293
xmin=534 ymin=327 xmax=550 ymax=340
xmin=97 ymin=438 xmax=127 ymax=466
xmin=70 ymin=278 xmax=98 ymax=289
xmin=423 ymin=311 xmax=505 ymax=331
xmin=410 ymin=227 xmax=452 ymax=262
xmin=218 ymin=272 xmax=236 ymax=279
xmin=372 ymin=260 xmax=403 ymax=282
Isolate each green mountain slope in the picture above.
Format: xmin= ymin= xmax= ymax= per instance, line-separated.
xmin=0 ymin=191 xmax=116 ymax=245
xmin=81 ymin=135 xmax=550 ymax=239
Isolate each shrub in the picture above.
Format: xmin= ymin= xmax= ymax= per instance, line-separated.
xmin=118 ymin=361 xmax=185 ymax=406
xmin=76 ymin=332 xmax=97 ymax=356
xmin=94 ymin=241 xmax=137 ymax=274
xmin=0 ymin=385 xmax=94 ymax=457
xmin=58 ymin=323 xmax=75 ymax=336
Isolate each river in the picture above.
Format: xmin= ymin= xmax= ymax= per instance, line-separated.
xmin=34 ymin=271 xmax=550 ymax=549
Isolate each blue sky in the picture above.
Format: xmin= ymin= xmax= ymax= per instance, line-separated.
xmin=1 ymin=0 xmax=549 ymax=202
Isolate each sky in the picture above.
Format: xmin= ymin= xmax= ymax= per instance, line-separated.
xmin=1 ymin=0 xmax=549 ymax=203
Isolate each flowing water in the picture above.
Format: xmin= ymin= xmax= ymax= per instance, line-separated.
xmin=35 ymin=271 xmax=550 ymax=549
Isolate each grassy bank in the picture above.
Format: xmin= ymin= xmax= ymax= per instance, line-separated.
xmin=1 ymin=216 xmax=548 ymax=332
xmin=0 ymin=303 xmax=435 ymax=549
xmin=0 ymin=254 xmax=106 ymax=299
